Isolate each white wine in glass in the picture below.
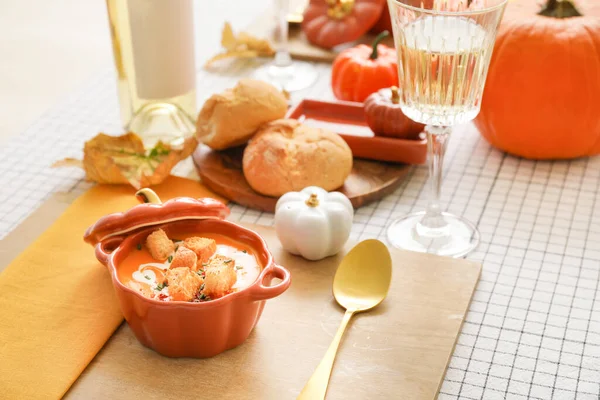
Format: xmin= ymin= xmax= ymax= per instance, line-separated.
xmin=399 ymin=15 xmax=490 ymax=126
xmin=386 ymin=0 xmax=508 ymax=257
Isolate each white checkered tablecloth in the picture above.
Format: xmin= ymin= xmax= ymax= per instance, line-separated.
xmin=1 ymin=19 xmax=600 ymax=400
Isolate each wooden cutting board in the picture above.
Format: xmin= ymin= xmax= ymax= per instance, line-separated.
xmin=0 ymin=192 xmax=481 ymax=400
xmin=192 ymin=144 xmax=412 ymax=212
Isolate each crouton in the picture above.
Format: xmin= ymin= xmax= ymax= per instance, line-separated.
xmin=170 ymin=246 xmax=198 ymax=270
xmin=183 ymin=237 xmax=216 ymax=264
xmin=165 ymin=267 xmax=203 ymax=302
xmin=146 ymin=229 xmax=174 ymax=261
xmin=203 ymin=255 xmax=237 ymax=299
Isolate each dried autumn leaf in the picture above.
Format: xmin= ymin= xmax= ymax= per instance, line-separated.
xmin=221 ymin=22 xmax=238 ymax=50
xmin=205 ymin=22 xmax=275 ymax=67
xmin=52 ymin=132 xmax=197 ymax=189
xmin=204 ymin=50 xmax=261 ymax=65
xmin=237 ymin=32 xmax=275 ymax=54
xmin=53 ymin=158 xmax=83 ymax=168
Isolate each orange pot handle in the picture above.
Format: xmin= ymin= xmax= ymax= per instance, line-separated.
xmin=248 ymin=264 xmax=291 ymax=301
xmin=95 ymin=236 xmax=125 ymax=267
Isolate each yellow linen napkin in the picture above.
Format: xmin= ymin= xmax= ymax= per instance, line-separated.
xmin=0 ymin=176 xmax=223 ymax=399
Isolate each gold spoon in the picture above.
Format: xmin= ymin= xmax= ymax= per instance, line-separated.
xmin=297 ymin=239 xmax=392 ymax=400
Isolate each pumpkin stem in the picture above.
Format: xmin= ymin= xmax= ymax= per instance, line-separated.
xmin=539 ymin=0 xmax=582 ymax=18
xmin=135 ymin=188 xmax=162 ymax=204
xmin=305 ymin=193 xmax=320 ymax=208
xmin=370 ymin=31 xmax=390 ymax=60
xmin=326 ymin=0 xmax=355 ymax=20
xmin=390 ymin=86 xmax=400 ymax=104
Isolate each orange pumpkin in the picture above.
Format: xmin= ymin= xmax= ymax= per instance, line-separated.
xmin=475 ymin=0 xmax=600 ymax=159
xmin=331 ymin=31 xmax=398 ymax=102
xmin=302 ymin=0 xmax=385 ymax=49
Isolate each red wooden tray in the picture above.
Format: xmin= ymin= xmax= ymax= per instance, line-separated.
xmin=286 ymin=99 xmax=427 ymax=165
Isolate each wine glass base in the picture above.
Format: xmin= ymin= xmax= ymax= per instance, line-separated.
xmin=386 ymin=211 xmax=480 ymax=258
xmin=253 ymin=61 xmax=318 ymax=92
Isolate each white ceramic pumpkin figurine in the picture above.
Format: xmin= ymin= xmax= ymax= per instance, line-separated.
xmin=274 ymin=186 xmax=353 ymax=261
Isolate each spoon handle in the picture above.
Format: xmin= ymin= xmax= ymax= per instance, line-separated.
xmin=297 ymin=310 xmax=355 ymax=400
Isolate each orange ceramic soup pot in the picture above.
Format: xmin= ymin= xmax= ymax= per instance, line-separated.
xmin=84 ymin=191 xmax=291 ymax=358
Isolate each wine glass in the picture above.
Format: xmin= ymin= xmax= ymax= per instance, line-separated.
xmin=386 ymin=0 xmax=508 ymax=257
xmin=253 ymin=0 xmax=318 ymax=92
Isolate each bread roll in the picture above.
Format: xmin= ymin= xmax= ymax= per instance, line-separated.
xmin=196 ymin=79 xmax=288 ymax=150
xmin=243 ymin=119 xmax=353 ymax=197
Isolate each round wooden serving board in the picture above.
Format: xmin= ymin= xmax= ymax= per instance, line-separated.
xmin=192 ymin=144 xmax=412 ymax=213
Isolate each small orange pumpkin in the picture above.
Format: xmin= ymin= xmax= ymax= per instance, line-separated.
xmin=475 ymin=0 xmax=600 ymax=159
xmin=302 ymin=0 xmax=385 ymax=49
xmin=364 ymin=86 xmax=424 ymax=139
xmin=331 ymin=31 xmax=398 ymax=102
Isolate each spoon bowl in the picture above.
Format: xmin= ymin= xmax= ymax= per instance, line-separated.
xmin=333 ymin=239 xmax=392 ymax=312
xmin=297 ymin=239 xmax=392 ymax=400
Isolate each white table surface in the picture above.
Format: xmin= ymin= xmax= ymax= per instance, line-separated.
xmin=1 ymin=2 xmax=599 ymax=399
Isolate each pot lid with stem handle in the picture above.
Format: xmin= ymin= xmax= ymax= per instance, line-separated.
xmin=83 ymin=188 xmax=230 ymax=246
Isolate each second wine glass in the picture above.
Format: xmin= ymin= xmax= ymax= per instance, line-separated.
xmin=253 ymin=0 xmax=318 ymax=92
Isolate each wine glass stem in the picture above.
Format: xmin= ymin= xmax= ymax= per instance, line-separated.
xmin=274 ymin=0 xmax=292 ymax=68
xmin=421 ymin=125 xmax=451 ymax=230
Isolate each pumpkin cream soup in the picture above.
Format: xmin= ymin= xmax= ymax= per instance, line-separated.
xmin=118 ymin=229 xmax=262 ymax=302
